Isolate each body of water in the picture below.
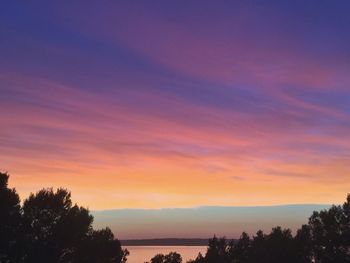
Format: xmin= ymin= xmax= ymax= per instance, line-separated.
xmin=125 ymin=246 xmax=206 ymax=263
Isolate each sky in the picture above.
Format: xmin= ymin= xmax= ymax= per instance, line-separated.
xmin=1 ymin=1 xmax=350 ymax=219
xmin=92 ymin=205 xmax=331 ymax=239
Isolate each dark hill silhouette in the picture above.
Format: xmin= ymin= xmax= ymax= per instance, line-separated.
xmin=121 ymin=238 xmax=209 ymax=246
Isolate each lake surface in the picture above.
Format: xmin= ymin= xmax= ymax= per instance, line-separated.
xmin=125 ymin=246 xmax=206 ymax=263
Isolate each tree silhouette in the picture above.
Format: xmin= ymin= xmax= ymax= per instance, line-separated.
xmin=248 ymin=229 xmax=265 ymax=263
xmin=204 ymin=236 xmax=230 ymax=263
xmin=341 ymin=195 xmax=350 ymax=262
xmin=187 ymin=253 xmax=205 ymax=263
xmin=294 ymin=224 xmax=313 ymax=263
xmin=343 ymin=195 xmax=350 ymax=261
xmin=263 ymin=227 xmax=296 ymax=263
xmin=73 ymin=228 xmax=129 ymax=263
xmin=148 ymin=252 xmax=182 ymax=263
xmin=228 ymin=232 xmax=250 ymax=263
xmin=22 ymin=188 xmax=94 ymax=262
xmin=149 ymin=254 xmax=166 ymax=263
xmin=185 ymin=195 xmax=350 ymax=263
xmin=0 ymin=172 xmax=23 ymax=262
xmin=0 ymin=172 xmax=128 ymax=262
xmin=308 ymin=195 xmax=350 ymax=263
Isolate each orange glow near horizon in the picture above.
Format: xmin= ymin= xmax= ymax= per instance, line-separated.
xmin=2 ymin=76 xmax=349 ymax=209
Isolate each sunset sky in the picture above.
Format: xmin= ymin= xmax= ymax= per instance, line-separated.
xmin=1 ymin=1 xmax=350 ymax=214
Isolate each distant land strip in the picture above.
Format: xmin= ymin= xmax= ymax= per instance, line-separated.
xmin=120 ymin=238 xmax=211 ymax=246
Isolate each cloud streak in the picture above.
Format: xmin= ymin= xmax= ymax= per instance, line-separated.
xmin=0 ymin=1 xmax=350 ymax=211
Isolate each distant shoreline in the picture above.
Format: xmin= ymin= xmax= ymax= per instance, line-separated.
xmin=121 ymin=238 xmax=211 ymax=246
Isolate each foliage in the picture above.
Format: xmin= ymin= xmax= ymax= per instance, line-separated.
xmin=0 ymin=172 xmax=22 ymax=262
xmin=187 ymin=195 xmax=350 ymax=263
xmin=0 ymin=172 xmax=128 ymax=262
xmin=147 ymin=252 xmax=182 ymax=263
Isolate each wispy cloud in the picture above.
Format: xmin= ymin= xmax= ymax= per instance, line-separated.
xmin=0 ymin=1 xmax=350 ymax=209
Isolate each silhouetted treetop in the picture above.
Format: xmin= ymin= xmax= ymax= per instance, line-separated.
xmin=186 ymin=194 xmax=350 ymax=263
xmin=0 ymin=172 xmax=22 ymax=262
xmin=0 ymin=172 xmax=128 ymax=263
xmin=147 ymin=252 xmax=182 ymax=263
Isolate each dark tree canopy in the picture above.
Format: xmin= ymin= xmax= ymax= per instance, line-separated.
xmin=228 ymin=232 xmax=250 ymax=262
xmin=0 ymin=172 xmax=128 ymax=263
xmin=73 ymin=227 xmax=129 ymax=263
xmin=205 ymin=236 xmax=230 ymax=263
xmin=308 ymin=202 xmax=350 ymax=263
xmin=294 ymin=224 xmax=313 ymax=263
xmin=183 ymin=194 xmax=350 ymax=263
xmin=0 ymin=172 xmax=22 ymax=262
xmin=148 ymin=252 xmax=182 ymax=263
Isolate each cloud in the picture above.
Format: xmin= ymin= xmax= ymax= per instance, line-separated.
xmin=1 ymin=2 xmax=350 ymax=209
